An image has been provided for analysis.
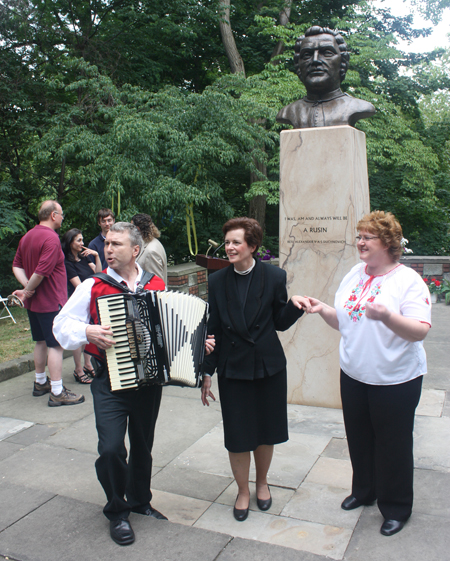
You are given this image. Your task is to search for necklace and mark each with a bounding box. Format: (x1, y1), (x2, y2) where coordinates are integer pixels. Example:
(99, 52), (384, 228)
(234, 259), (256, 276)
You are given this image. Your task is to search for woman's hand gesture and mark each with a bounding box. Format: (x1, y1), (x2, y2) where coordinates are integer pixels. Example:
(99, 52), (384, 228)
(201, 375), (216, 406)
(291, 295), (311, 313)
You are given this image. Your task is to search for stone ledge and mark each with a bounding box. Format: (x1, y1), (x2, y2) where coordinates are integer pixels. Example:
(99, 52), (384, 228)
(0, 350), (72, 383)
(400, 256), (450, 265)
(168, 262), (205, 276)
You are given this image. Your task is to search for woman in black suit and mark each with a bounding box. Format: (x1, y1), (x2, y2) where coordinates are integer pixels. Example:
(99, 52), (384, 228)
(201, 217), (309, 521)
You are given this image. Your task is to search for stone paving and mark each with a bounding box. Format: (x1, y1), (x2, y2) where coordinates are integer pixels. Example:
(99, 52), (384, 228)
(0, 305), (449, 561)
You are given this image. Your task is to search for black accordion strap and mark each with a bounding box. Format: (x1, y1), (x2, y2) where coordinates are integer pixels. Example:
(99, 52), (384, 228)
(92, 271), (155, 293)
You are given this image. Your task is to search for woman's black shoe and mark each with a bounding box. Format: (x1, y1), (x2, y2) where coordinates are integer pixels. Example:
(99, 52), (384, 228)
(256, 487), (272, 511)
(341, 495), (376, 510)
(380, 519), (405, 536)
(233, 495), (249, 521)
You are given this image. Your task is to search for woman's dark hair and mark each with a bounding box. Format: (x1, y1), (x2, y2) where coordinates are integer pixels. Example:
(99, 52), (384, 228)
(222, 217), (263, 256)
(61, 228), (82, 262)
(131, 213), (160, 243)
(357, 210), (403, 261)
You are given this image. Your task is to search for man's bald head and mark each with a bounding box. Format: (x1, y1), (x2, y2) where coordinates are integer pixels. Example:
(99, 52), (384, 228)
(38, 200), (59, 222)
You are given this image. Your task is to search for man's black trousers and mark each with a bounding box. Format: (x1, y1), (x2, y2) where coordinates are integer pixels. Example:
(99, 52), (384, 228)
(91, 372), (162, 520)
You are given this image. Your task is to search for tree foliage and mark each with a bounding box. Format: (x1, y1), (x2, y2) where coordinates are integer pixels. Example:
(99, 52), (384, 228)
(1, 0), (450, 297)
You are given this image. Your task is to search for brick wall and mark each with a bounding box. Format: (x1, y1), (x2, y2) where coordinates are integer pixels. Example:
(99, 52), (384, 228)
(400, 256), (450, 281)
(167, 263), (208, 300)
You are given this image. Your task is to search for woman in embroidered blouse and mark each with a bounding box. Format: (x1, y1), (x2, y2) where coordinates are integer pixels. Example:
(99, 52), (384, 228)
(307, 211), (431, 537)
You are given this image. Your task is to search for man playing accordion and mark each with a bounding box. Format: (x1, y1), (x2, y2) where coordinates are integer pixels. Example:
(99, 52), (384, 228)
(53, 222), (167, 546)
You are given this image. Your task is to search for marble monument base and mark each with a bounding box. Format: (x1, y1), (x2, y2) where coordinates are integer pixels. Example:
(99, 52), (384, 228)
(279, 126), (370, 408)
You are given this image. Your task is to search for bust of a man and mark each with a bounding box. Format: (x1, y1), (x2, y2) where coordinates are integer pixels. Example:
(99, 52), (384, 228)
(276, 26), (375, 129)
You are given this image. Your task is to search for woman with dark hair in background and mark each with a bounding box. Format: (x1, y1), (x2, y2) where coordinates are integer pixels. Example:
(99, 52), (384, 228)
(201, 217), (309, 521)
(61, 228), (102, 384)
(131, 214), (167, 285)
(306, 211), (431, 536)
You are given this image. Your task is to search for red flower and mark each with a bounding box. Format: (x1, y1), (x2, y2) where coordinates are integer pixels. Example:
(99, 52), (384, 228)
(435, 280), (441, 287)
(423, 278), (428, 283)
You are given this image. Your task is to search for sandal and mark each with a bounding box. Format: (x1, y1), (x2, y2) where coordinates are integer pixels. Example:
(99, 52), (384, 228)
(83, 366), (95, 379)
(73, 370), (93, 384)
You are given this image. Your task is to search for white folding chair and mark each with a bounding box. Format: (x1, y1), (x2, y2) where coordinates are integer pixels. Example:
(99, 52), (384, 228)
(0, 294), (17, 323)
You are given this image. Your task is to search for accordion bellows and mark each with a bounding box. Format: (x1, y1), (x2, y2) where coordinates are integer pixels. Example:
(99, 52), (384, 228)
(96, 290), (209, 391)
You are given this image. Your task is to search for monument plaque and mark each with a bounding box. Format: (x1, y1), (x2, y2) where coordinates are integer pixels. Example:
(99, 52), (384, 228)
(279, 126), (370, 408)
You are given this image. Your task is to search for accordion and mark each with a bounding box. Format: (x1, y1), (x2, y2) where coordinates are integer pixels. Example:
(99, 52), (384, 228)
(96, 290), (209, 391)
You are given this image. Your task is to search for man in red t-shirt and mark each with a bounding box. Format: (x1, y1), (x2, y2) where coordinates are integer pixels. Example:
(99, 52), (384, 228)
(53, 222), (167, 546)
(12, 200), (84, 406)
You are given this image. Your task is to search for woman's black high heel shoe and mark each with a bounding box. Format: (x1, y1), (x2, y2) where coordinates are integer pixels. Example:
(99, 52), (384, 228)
(233, 495), (249, 521)
(256, 486), (272, 511)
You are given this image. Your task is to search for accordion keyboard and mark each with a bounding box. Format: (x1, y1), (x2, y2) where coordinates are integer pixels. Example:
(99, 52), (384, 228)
(97, 295), (143, 391)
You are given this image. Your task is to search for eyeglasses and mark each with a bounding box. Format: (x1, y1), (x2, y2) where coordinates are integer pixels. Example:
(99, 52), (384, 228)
(356, 235), (378, 242)
(53, 211), (65, 219)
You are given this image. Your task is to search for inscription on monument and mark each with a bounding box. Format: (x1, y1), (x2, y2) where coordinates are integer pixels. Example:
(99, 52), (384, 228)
(285, 215), (348, 245)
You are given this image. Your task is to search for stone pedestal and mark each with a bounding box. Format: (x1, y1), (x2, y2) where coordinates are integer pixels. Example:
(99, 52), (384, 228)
(279, 126), (370, 408)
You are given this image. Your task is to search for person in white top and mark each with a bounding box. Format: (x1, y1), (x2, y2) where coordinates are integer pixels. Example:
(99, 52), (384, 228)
(304, 211), (431, 537)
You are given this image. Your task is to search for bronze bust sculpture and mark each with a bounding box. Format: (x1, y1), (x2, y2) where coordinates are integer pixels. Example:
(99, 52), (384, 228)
(276, 26), (375, 129)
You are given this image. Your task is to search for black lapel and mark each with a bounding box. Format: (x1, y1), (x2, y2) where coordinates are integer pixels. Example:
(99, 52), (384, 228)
(225, 266), (254, 344)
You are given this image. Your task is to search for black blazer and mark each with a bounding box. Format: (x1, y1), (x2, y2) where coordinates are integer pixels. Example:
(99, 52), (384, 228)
(203, 259), (303, 379)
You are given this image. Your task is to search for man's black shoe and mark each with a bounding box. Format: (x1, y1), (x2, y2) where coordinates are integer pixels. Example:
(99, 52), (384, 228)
(133, 506), (168, 520)
(110, 518), (135, 545)
(380, 519), (405, 536)
(341, 495), (376, 511)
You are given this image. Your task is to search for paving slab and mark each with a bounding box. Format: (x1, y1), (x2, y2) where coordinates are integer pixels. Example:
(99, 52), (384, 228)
(45, 412), (98, 454)
(321, 437), (349, 460)
(153, 390), (223, 467)
(172, 423), (232, 477)
(194, 503), (353, 560)
(413, 468), (450, 517)
(0, 494), (233, 561)
(0, 441), (104, 507)
(416, 388), (445, 417)
(281, 481), (362, 529)
(287, 405), (345, 438)
(443, 392), (450, 417)
(0, 440), (23, 462)
(304, 457), (353, 490)
(423, 305), (450, 391)
(0, 481), (55, 531)
(257, 433), (332, 489)
(152, 463), (233, 502)
(217, 537), (329, 561)
(3, 422), (60, 446)
(150, 488), (212, 525)
(0, 416), (33, 441)
(414, 415), (450, 472)
(344, 508), (450, 561)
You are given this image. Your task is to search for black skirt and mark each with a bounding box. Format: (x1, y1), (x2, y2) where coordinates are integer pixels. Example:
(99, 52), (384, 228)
(217, 369), (288, 453)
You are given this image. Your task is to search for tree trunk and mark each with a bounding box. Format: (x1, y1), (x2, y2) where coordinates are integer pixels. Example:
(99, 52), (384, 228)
(219, 0), (246, 76)
(270, 1), (292, 62)
(249, 159), (267, 232)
